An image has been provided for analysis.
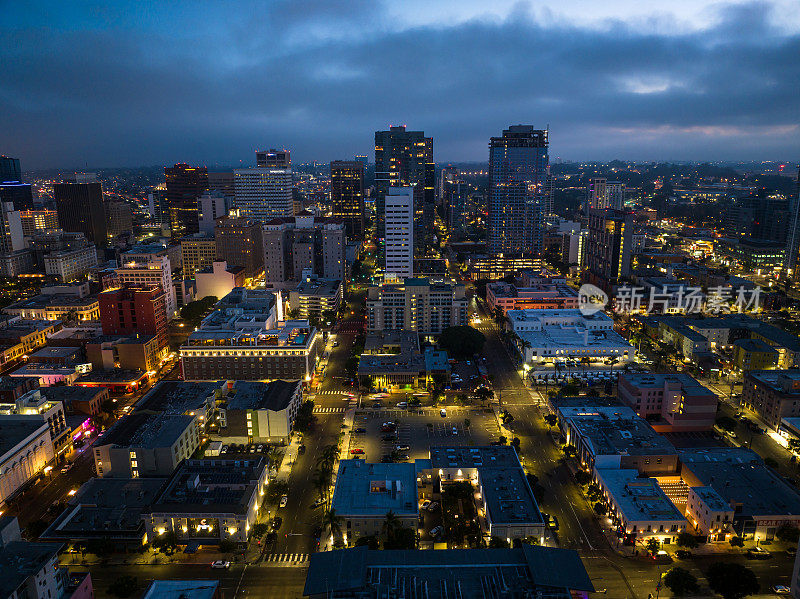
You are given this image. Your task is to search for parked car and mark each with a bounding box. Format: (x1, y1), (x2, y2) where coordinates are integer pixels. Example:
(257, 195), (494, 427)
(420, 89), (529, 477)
(279, 495), (288, 508)
(747, 547), (770, 559)
(771, 585), (790, 594)
(382, 434), (396, 441)
(211, 560), (230, 569)
(440, 409), (447, 418)
(272, 516), (283, 531)
(354, 428), (367, 434)
(420, 500), (431, 510)
(396, 402), (408, 409)
(429, 526), (443, 537)
(675, 550), (692, 559)
(350, 448), (365, 455)
(298, 445), (306, 455)
(372, 401), (382, 408)
(451, 427), (458, 436)
(426, 501), (439, 512)
(396, 444), (410, 451)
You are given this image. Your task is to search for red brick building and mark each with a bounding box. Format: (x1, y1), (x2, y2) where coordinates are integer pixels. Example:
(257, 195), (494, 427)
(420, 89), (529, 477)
(99, 286), (169, 357)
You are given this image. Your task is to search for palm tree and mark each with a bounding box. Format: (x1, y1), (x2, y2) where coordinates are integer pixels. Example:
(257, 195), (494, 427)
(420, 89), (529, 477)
(313, 469), (330, 501)
(322, 508), (343, 545)
(266, 447), (282, 469)
(316, 444), (338, 472)
(382, 510), (399, 546)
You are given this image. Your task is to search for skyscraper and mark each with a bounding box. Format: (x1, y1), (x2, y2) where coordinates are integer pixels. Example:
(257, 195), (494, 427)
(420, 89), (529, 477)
(164, 163), (209, 238)
(54, 181), (108, 247)
(384, 187), (414, 278)
(330, 160), (365, 240)
(487, 125), (552, 256)
(256, 149), (290, 168)
(214, 215), (264, 278)
(783, 167), (800, 279)
(0, 156), (21, 183)
(583, 208), (633, 294)
(374, 126), (434, 251)
(586, 177), (608, 211)
(0, 156), (33, 211)
(233, 167), (293, 221)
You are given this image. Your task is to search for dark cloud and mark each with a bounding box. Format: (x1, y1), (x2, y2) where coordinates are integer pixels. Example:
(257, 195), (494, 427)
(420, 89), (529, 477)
(1, 1), (798, 168)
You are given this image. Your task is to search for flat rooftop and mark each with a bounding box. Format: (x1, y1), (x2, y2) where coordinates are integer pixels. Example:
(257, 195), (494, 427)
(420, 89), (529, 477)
(29, 346), (82, 359)
(429, 445), (522, 470)
(595, 468), (685, 524)
(295, 278), (341, 297)
(0, 541), (62, 598)
(0, 418), (49, 457)
(303, 546), (594, 597)
(227, 380), (301, 411)
(76, 369), (147, 383)
(691, 486), (731, 512)
(363, 330), (420, 355)
(5, 294), (98, 309)
(96, 412), (195, 449)
(136, 380), (224, 414)
(41, 477), (166, 541)
(149, 458), (266, 515)
(142, 581), (221, 599)
(679, 448), (800, 518)
(620, 373), (716, 396)
(332, 460), (419, 518)
(560, 405), (676, 457)
(746, 370), (800, 396)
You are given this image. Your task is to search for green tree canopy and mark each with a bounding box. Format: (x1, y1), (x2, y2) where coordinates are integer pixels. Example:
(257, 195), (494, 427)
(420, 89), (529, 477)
(663, 567), (699, 596)
(438, 326), (486, 358)
(706, 562), (759, 599)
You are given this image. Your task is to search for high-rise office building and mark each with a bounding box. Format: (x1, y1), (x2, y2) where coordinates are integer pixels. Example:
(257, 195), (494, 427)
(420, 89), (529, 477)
(197, 190), (231, 235)
(330, 160), (365, 240)
(583, 208), (633, 294)
(54, 181), (108, 247)
(0, 156), (21, 183)
(19, 209), (59, 236)
(256, 149), (290, 168)
(438, 165), (459, 204)
(0, 201), (24, 255)
(208, 171), (235, 196)
(384, 187), (414, 278)
(606, 181), (626, 210)
(374, 126), (434, 250)
(487, 126), (552, 256)
(104, 200), (133, 238)
(214, 215), (264, 278)
(116, 248), (177, 317)
(586, 178), (607, 212)
(262, 214), (345, 287)
(234, 167), (293, 221)
(164, 163), (209, 238)
(180, 233), (217, 276)
(783, 167), (800, 279)
(354, 155), (368, 166)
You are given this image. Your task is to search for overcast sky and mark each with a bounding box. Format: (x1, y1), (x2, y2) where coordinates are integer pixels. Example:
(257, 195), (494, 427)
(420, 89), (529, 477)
(2, 0), (799, 169)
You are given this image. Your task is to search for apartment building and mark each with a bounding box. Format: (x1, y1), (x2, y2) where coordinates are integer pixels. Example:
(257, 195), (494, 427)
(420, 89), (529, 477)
(366, 278), (467, 334)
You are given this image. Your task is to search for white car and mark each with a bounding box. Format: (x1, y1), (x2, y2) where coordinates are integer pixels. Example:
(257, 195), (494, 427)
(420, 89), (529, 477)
(211, 560), (230, 569)
(279, 494), (288, 508)
(420, 499), (431, 510)
(771, 585), (790, 595)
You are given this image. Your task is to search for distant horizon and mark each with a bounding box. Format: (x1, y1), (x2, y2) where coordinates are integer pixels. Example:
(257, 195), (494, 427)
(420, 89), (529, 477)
(3, 1), (798, 169)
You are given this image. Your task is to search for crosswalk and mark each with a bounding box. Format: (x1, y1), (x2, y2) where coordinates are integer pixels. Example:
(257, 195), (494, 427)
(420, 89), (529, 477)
(315, 390), (352, 396)
(264, 552), (309, 564)
(313, 406), (347, 413)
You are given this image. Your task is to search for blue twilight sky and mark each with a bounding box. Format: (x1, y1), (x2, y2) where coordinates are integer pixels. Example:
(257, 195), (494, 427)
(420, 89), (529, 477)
(1, 0), (798, 169)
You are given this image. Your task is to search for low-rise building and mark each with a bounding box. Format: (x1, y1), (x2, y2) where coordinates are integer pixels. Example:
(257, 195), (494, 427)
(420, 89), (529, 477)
(686, 486), (735, 542)
(0, 419), (54, 507)
(143, 458), (267, 546)
(93, 412), (199, 478)
(303, 546), (594, 599)
(0, 319), (62, 371)
(593, 468), (687, 546)
(507, 309), (633, 363)
(427, 446), (545, 541)
(617, 373), (718, 432)
(86, 334), (165, 372)
(0, 389), (70, 456)
(357, 346), (449, 391)
(40, 477), (167, 549)
(27, 346), (83, 366)
(180, 233), (217, 276)
(75, 368), (150, 393)
(3, 293), (100, 321)
(742, 370), (800, 430)
(40, 385), (106, 416)
(142, 580), (222, 599)
(486, 281), (579, 314)
(679, 447), (800, 539)
(219, 379), (302, 444)
(7, 364), (81, 387)
(43, 245), (98, 282)
(733, 338), (779, 371)
(332, 460), (420, 539)
(135, 380), (223, 425)
(557, 404), (678, 475)
(0, 516), (68, 599)
(288, 276), (342, 319)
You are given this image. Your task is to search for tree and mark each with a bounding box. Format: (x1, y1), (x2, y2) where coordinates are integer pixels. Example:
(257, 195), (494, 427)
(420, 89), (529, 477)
(438, 326), (486, 358)
(543, 414), (558, 428)
(729, 536), (744, 548)
(706, 562), (759, 599)
(293, 400), (316, 433)
(179, 296), (218, 325)
(152, 530), (180, 554)
(251, 523), (269, 539)
(563, 445), (577, 458)
(663, 567), (699, 596)
(354, 535), (379, 549)
(593, 502), (608, 516)
(646, 537), (661, 555)
(218, 539), (237, 554)
(776, 522), (800, 543)
(287, 308), (301, 319)
(764, 457), (779, 469)
(676, 532), (700, 549)
(511, 437), (521, 451)
(108, 575), (138, 598)
(716, 416), (737, 433)
(267, 480), (289, 502)
(322, 508), (343, 544)
(574, 470), (592, 486)
(488, 536), (509, 548)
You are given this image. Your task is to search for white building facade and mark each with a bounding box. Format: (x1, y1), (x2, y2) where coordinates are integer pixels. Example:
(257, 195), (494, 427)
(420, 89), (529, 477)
(233, 167), (293, 221)
(384, 187), (414, 278)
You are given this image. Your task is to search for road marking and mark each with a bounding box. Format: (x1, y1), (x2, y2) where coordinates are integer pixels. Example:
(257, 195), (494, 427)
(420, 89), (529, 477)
(233, 564), (248, 595)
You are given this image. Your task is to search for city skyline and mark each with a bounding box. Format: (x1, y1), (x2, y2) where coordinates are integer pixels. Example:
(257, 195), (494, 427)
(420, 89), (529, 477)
(2, 0), (798, 169)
